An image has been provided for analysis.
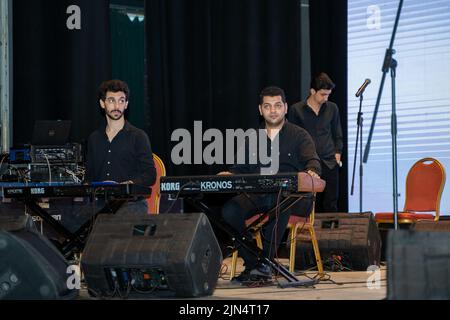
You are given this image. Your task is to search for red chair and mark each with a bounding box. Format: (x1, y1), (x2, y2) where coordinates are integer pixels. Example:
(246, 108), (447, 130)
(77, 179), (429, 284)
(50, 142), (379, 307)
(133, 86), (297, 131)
(147, 154), (166, 214)
(375, 158), (446, 225)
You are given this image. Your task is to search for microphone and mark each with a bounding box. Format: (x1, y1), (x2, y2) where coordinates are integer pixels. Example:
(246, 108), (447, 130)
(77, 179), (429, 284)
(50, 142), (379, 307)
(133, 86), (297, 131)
(355, 79), (371, 98)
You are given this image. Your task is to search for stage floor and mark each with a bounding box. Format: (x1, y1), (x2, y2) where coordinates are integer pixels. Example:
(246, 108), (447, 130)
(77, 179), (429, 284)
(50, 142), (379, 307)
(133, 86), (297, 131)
(210, 258), (386, 300)
(79, 258), (387, 300)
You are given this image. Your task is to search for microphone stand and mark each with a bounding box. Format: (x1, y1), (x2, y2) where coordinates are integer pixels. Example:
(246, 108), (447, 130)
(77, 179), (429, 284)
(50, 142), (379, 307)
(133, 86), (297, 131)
(363, 0), (403, 230)
(350, 93), (364, 214)
(390, 58), (399, 230)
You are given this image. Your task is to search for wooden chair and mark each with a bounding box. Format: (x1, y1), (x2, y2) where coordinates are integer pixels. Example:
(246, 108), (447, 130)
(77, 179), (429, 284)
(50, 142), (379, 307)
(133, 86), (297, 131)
(147, 153), (166, 214)
(375, 157), (446, 225)
(286, 200), (325, 278)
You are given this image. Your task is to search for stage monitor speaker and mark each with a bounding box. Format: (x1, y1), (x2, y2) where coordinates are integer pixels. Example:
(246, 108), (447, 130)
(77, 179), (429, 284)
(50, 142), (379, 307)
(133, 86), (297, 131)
(0, 214), (78, 300)
(294, 212), (381, 271)
(387, 230), (450, 299)
(81, 212), (222, 298)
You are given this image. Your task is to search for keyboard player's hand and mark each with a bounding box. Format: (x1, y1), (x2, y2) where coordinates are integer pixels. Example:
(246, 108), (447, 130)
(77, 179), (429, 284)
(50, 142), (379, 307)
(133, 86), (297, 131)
(120, 180), (134, 184)
(217, 171), (233, 176)
(306, 170), (320, 179)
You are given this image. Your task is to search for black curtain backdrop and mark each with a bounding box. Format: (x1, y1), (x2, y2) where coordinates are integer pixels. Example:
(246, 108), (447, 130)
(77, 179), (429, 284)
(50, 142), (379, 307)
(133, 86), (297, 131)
(13, 0), (111, 147)
(110, 10), (146, 130)
(145, 0), (304, 176)
(145, 0), (348, 210)
(310, 0), (348, 211)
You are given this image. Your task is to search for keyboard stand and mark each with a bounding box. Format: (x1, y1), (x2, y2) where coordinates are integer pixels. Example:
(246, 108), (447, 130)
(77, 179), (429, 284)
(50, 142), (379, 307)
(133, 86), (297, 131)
(20, 197), (127, 259)
(185, 194), (318, 288)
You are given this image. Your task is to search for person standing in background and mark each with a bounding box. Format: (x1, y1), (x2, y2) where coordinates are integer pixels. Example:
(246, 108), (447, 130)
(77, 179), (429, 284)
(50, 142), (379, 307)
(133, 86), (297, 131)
(289, 72), (343, 212)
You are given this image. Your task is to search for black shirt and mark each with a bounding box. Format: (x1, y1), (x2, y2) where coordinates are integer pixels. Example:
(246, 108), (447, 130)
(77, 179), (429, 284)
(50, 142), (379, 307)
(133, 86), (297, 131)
(229, 120), (321, 175)
(85, 121), (156, 186)
(288, 101), (343, 169)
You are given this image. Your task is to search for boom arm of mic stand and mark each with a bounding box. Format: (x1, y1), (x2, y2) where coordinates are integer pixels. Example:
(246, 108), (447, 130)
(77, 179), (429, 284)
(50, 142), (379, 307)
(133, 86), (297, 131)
(363, 0), (404, 163)
(363, 69), (387, 163)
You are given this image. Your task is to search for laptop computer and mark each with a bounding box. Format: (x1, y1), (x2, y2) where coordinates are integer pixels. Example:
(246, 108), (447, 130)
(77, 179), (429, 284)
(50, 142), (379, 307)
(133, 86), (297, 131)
(31, 120), (72, 146)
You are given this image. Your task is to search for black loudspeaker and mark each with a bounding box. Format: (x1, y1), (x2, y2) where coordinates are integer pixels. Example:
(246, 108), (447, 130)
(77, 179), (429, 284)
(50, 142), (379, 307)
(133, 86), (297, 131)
(295, 212), (381, 271)
(81, 212), (222, 298)
(0, 215), (78, 300)
(387, 230), (450, 299)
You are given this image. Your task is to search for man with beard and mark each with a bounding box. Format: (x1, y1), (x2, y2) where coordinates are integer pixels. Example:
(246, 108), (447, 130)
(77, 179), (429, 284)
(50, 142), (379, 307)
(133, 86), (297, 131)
(219, 86), (321, 284)
(85, 79), (156, 214)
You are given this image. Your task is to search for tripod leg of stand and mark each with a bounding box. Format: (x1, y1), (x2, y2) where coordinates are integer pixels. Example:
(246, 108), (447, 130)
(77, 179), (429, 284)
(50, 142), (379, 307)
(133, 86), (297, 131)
(264, 257), (318, 288)
(24, 200), (82, 258)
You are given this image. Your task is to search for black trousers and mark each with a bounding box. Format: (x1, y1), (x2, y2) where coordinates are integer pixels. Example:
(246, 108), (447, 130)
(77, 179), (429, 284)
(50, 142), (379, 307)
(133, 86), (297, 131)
(222, 193), (312, 270)
(316, 162), (339, 212)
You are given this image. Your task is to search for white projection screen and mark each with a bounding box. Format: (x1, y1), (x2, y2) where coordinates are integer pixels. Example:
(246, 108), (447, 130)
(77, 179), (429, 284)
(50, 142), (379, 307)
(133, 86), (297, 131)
(348, 0), (450, 215)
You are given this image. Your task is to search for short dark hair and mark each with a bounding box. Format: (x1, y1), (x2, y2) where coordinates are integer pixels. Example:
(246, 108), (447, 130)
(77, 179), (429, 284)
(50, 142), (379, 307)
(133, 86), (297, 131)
(259, 86), (286, 105)
(310, 72), (335, 91)
(97, 79), (130, 101)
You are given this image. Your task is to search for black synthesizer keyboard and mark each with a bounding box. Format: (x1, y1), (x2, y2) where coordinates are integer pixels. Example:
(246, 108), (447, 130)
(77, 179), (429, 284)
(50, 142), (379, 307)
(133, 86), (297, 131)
(3, 183), (151, 199)
(160, 172), (325, 195)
